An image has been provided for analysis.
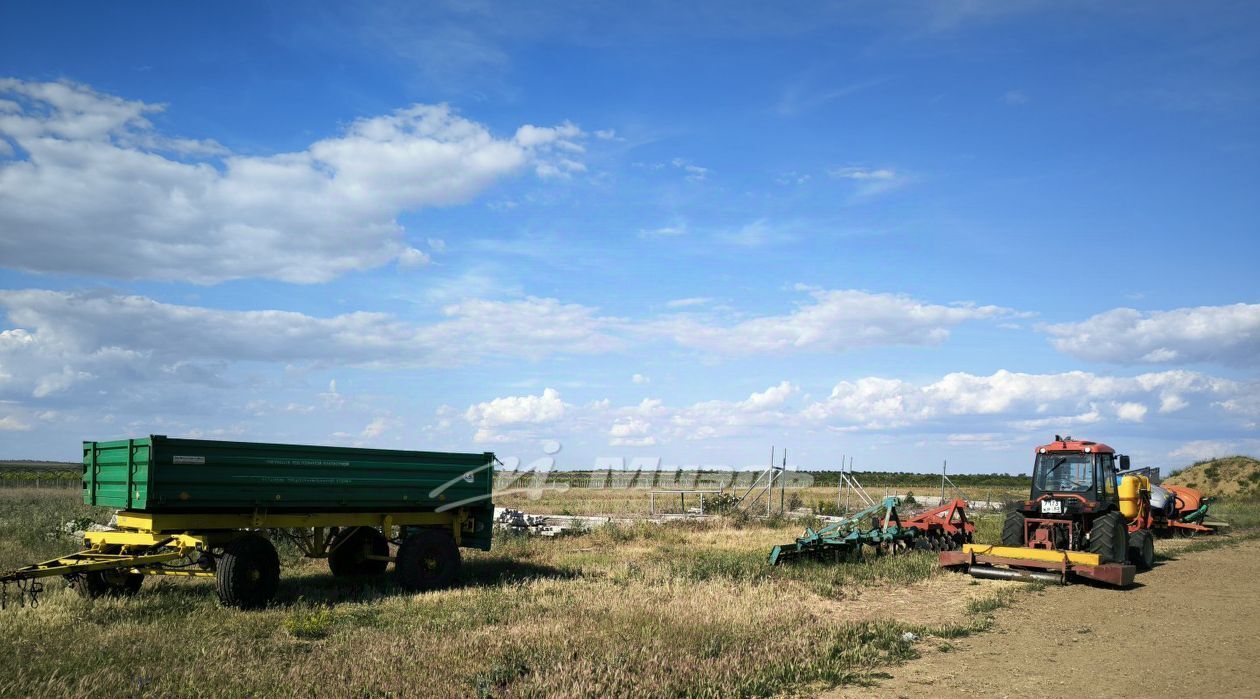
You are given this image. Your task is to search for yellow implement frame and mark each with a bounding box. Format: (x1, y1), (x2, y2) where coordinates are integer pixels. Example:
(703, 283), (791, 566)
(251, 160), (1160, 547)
(2, 509), (469, 585)
(961, 543), (1102, 566)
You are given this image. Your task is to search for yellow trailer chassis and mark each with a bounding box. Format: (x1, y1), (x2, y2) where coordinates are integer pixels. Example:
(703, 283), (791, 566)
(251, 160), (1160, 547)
(1, 509), (474, 609)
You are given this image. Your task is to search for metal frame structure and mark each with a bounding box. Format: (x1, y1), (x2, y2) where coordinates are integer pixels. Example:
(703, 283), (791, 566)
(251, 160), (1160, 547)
(648, 488), (724, 516)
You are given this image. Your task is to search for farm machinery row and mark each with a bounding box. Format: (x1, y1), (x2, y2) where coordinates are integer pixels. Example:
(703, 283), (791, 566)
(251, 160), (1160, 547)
(769, 496), (974, 565)
(940, 436), (1225, 587)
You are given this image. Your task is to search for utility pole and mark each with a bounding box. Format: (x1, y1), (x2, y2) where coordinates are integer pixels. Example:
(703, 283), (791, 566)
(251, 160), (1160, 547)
(941, 460), (947, 503)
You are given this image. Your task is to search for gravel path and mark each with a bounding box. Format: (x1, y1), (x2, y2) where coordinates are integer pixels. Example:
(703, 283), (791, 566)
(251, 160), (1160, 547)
(827, 537), (1260, 698)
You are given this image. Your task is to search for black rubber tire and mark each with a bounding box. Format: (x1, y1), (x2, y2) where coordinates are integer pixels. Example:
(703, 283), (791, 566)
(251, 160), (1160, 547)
(216, 534), (280, 609)
(1087, 512), (1129, 564)
(394, 529), (461, 592)
(328, 527), (390, 578)
(1001, 511), (1026, 547)
(76, 569), (144, 598)
(1128, 529), (1156, 571)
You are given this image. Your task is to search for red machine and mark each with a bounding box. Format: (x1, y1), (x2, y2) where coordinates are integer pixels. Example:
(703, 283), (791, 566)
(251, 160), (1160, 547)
(903, 498), (975, 551)
(941, 436), (1143, 586)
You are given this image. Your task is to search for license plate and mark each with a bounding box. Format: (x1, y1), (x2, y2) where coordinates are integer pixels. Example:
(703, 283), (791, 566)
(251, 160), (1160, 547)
(1040, 499), (1063, 514)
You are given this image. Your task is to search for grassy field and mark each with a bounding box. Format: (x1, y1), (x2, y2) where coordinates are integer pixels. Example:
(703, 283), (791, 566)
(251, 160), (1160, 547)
(496, 482), (1027, 517)
(1, 487), (1254, 698)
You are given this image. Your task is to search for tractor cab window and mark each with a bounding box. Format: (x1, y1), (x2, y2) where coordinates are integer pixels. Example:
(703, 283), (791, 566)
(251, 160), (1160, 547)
(1033, 453), (1095, 494)
(1098, 454), (1116, 500)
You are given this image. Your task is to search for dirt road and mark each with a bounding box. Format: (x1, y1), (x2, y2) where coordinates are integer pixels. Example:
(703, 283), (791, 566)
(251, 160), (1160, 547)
(829, 538), (1260, 698)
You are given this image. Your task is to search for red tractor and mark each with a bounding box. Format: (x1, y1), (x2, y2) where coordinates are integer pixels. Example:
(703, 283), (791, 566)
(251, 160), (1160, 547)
(941, 436), (1155, 586)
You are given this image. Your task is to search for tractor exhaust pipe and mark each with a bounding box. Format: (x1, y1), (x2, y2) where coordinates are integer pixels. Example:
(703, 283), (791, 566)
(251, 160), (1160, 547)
(968, 565), (1064, 585)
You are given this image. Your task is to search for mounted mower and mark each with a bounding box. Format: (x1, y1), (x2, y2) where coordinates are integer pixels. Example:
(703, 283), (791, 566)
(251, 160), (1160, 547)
(770, 496), (973, 565)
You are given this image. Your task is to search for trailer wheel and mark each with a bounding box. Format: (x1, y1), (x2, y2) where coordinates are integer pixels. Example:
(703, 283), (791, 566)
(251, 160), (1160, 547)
(328, 527), (390, 578)
(216, 534), (280, 609)
(76, 569), (144, 598)
(394, 529), (460, 592)
(1087, 512), (1128, 564)
(1128, 529), (1155, 571)
(1001, 511), (1026, 547)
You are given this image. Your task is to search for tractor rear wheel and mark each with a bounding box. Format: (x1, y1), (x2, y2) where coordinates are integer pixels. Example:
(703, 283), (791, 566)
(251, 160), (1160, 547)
(1087, 512), (1128, 564)
(328, 527), (390, 578)
(1001, 511), (1026, 547)
(1128, 529), (1156, 571)
(394, 529), (460, 592)
(216, 534), (280, 609)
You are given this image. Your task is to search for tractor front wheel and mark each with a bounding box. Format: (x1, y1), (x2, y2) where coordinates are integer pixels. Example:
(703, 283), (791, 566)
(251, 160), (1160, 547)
(1087, 512), (1129, 564)
(1001, 511), (1026, 547)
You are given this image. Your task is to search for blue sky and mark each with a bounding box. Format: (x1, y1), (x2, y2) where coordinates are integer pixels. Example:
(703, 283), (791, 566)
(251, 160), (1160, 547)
(1, 1), (1257, 472)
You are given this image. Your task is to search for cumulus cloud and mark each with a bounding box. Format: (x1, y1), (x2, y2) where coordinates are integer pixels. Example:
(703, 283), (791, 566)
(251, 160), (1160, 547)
(802, 369), (1243, 431)
(0, 289), (621, 400)
(0, 78), (586, 284)
(608, 417), (655, 447)
(465, 388), (566, 443)
(650, 288), (1010, 354)
(1044, 303), (1260, 367)
(432, 365), (1258, 456)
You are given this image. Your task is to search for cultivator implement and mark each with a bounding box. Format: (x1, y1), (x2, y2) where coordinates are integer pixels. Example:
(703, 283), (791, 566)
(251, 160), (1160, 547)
(769, 497), (973, 566)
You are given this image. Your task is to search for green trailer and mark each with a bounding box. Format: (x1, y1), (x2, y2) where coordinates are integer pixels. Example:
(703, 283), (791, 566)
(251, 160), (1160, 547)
(1, 436), (496, 609)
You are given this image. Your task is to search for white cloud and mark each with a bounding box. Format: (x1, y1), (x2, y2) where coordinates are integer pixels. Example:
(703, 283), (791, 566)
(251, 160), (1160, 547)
(651, 288), (1009, 355)
(803, 369), (1245, 432)
(829, 166), (897, 181)
(1002, 89), (1029, 105)
(465, 388), (566, 443)
(0, 78), (587, 284)
(1044, 303), (1260, 367)
(1114, 401), (1148, 423)
(632, 373), (650, 384)
(0, 413), (32, 431)
(0, 289), (621, 401)
(665, 297), (712, 308)
(639, 222), (689, 238)
(827, 165), (909, 200)
(359, 415), (399, 440)
(669, 157), (709, 181)
(397, 247), (432, 268)
(1169, 440), (1236, 462)
(714, 218), (792, 247)
(608, 417), (655, 446)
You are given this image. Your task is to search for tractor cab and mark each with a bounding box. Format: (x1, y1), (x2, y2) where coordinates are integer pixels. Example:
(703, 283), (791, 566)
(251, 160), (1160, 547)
(1027, 436), (1129, 515)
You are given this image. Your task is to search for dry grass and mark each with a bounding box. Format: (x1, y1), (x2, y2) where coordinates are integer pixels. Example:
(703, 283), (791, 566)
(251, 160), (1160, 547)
(498, 483), (1027, 518)
(1165, 456), (1260, 498)
(0, 489), (1100, 697)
